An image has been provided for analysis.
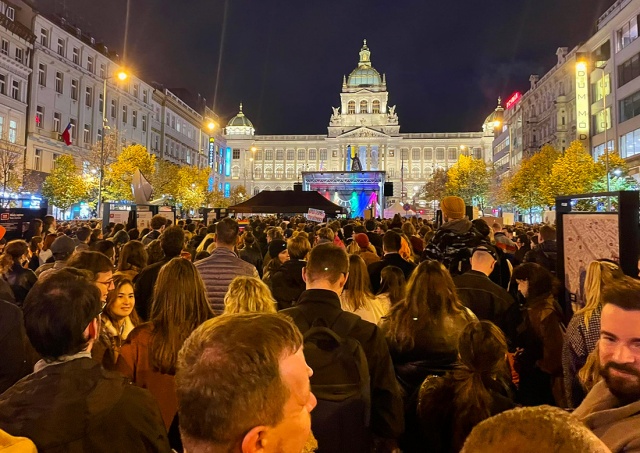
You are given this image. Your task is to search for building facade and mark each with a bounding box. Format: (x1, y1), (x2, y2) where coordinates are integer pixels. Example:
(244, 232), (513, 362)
(494, 0), (640, 181)
(223, 41), (495, 208)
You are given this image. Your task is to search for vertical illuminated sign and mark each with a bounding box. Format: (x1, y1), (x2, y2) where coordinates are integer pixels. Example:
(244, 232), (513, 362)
(224, 182), (230, 197)
(225, 147), (231, 177)
(576, 62), (590, 144)
(219, 147), (224, 175)
(208, 137), (215, 169)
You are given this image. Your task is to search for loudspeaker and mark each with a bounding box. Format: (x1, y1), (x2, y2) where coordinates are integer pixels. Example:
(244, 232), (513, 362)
(383, 182), (394, 196)
(466, 206), (474, 220)
(293, 183), (302, 192)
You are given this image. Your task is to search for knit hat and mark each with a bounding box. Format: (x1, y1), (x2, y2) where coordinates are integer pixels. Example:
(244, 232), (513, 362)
(440, 196), (466, 220)
(354, 233), (370, 249)
(268, 239), (287, 258)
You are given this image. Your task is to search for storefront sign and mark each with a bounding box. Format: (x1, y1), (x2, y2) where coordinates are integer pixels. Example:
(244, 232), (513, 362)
(505, 92), (521, 109)
(576, 62), (590, 142)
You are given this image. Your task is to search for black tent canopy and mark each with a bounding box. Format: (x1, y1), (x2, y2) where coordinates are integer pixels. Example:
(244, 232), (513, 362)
(228, 190), (345, 214)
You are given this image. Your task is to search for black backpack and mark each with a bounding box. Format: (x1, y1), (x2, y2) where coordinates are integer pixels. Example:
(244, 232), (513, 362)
(290, 309), (372, 453)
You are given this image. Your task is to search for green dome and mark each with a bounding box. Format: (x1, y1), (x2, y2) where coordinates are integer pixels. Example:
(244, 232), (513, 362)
(348, 67), (382, 87)
(227, 103), (254, 128)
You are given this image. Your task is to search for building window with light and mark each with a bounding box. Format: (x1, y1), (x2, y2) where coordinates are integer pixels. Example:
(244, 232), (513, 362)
(424, 148), (433, 160)
(254, 166), (262, 179)
(122, 105), (128, 124)
(34, 149), (41, 171)
(348, 101), (355, 114)
(319, 149), (327, 161)
(132, 110), (138, 128)
(411, 167), (420, 179)
(276, 149), (284, 160)
(265, 150), (273, 160)
(232, 149), (240, 160)
(448, 148), (457, 160)
(592, 108), (610, 134)
(256, 150), (263, 160)
(436, 148), (444, 160)
(286, 166), (294, 179)
(275, 167), (284, 178)
(286, 149), (294, 161)
(298, 149), (305, 160)
(372, 100), (380, 114)
(360, 100), (368, 113)
(83, 124), (90, 143)
(309, 149), (317, 160)
(36, 106), (44, 128)
(617, 16), (638, 52)
(412, 148), (420, 161)
(264, 167), (273, 179)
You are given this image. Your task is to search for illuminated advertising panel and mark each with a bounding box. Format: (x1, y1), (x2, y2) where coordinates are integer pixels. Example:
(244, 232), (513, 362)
(225, 147), (231, 177)
(208, 137), (215, 169)
(576, 62), (589, 143)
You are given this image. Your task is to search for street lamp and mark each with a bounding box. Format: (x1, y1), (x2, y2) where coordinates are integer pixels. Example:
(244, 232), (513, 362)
(98, 69), (128, 218)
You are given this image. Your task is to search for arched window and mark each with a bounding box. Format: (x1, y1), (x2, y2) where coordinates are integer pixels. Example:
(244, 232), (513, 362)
(286, 149), (294, 161)
(411, 167), (421, 179)
(253, 187), (260, 195)
(265, 150), (273, 160)
(264, 167), (273, 179)
(309, 149), (317, 160)
(275, 186), (282, 191)
(360, 100), (368, 113)
(348, 101), (356, 114)
(253, 166), (262, 179)
(276, 150), (284, 160)
(286, 166), (294, 179)
(275, 167), (284, 179)
(298, 149), (305, 160)
(231, 166), (240, 179)
(412, 148), (421, 161)
(256, 150), (263, 161)
(372, 100), (380, 114)
(319, 149), (327, 161)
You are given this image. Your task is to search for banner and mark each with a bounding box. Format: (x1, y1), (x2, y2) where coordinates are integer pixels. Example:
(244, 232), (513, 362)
(306, 208), (325, 223)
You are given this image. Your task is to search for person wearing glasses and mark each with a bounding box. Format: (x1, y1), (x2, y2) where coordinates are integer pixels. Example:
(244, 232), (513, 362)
(0, 268), (170, 452)
(66, 251), (115, 302)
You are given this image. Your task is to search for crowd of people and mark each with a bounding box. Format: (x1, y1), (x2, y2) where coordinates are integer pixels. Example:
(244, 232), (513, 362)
(0, 194), (637, 452)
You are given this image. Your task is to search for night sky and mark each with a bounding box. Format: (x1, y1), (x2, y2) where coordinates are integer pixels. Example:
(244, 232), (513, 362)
(39, 0), (615, 134)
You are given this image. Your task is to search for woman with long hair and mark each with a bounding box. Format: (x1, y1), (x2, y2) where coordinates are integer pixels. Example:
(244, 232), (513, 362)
(562, 259), (624, 408)
(238, 232), (263, 278)
(115, 240), (148, 281)
(1, 240), (36, 306)
(380, 260), (476, 396)
(116, 258), (213, 450)
(23, 219), (42, 243)
(223, 276), (277, 314)
(417, 321), (515, 453)
(511, 262), (565, 407)
(262, 239), (289, 285)
(341, 254), (385, 324)
(92, 276), (140, 369)
(376, 265), (406, 313)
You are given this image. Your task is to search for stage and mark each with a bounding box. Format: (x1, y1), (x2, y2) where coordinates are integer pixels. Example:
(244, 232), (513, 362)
(301, 171), (386, 218)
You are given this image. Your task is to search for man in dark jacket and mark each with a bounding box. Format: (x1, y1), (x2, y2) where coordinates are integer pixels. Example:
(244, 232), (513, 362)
(368, 230), (416, 293)
(422, 196), (486, 275)
(365, 219), (383, 251)
(453, 245), (514, 332)
(134, 226), (185, 320)
(0, 268), (170, 452)
(524, 225), (558, 275)
(270, 234), (311, 310)
(282, 244), (404, 452)
(141, 214), (167, 245)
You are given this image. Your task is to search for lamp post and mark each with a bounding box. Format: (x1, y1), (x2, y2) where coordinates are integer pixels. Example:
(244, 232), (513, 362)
(98, 70), (127, 218)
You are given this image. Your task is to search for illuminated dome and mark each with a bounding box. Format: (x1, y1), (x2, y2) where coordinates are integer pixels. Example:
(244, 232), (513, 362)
(227, 103), (254, 128)
(347, 40), (383, 87)
(226, 103), (255, 136)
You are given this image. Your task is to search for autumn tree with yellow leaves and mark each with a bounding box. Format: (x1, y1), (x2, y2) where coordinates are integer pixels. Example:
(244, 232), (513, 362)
(445, 154), (491, 207)
(42, 155), (90, 217)
(103, 145), (156, 202)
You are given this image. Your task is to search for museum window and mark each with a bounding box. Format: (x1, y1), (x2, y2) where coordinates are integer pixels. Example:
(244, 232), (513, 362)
(425, 148), (433, 160)
(265, 150), (273, 160)
(232, 166), (240, 179)
(400, 149), (408, 160)
(265, 167), (273, 179)
(320, 149), (327, 161)
(286, 149), (294, 160)
(448, 148), (457, 160)
(232, 149), (240, 160)
(436, 148), (445, 160)
(256, 150), (263, 160)
(286, 166), (294, 179)
(309, 149), (317, 160)
(372, 100), (380, 114)
(298, 149), (305, 160)
(276, 149), (284, 160)
(412, 148), (420, 161)
(360, 100), (368, 113)
(411, 167), (421, 179)
(275, 167), (284, 179)
(348, 101), (355, 114)
(254, 166), (262, 179)
(474, 148), (482, 159)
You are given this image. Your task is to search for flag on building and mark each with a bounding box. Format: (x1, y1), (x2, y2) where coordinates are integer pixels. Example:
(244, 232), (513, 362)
(61, 122), (72, 146)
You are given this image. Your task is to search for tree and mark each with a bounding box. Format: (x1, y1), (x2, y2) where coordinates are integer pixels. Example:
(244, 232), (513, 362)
(421, 168), (448, 203)
(445, 155), (491, 207)
(174, 166), (210, 212)
(541, 141), (600, 204)
(0, 141), (24, 201)
(207, 188), (228, 208)
(508, 144), (559, 220)
(154, 160), (180, 201)
(42, 155), (89, 218)
(228, 185), (248, 206)
(103, 144), (156, 202)
(593, 151), (638, 192)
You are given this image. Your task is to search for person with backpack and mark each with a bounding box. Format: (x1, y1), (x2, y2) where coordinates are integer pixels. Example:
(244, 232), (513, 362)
(524, 225), (558, 276)
(281, 244), (404, 453)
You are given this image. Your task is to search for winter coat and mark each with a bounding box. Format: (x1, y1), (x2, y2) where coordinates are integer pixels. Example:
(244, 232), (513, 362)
(269, 259), (306, 310)
(422, 219), (487, 275)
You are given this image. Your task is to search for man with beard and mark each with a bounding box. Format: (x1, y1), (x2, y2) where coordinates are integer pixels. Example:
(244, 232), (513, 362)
(574, 278), (640, 452)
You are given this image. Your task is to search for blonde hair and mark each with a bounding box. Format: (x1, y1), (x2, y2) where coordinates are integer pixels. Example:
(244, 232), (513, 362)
(197, 233), (216, 253)
(342, 254), (374, 311)
(223, 276), (277, 314)
(578, 342), (601, 394)
(577, 260), (624, 329)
